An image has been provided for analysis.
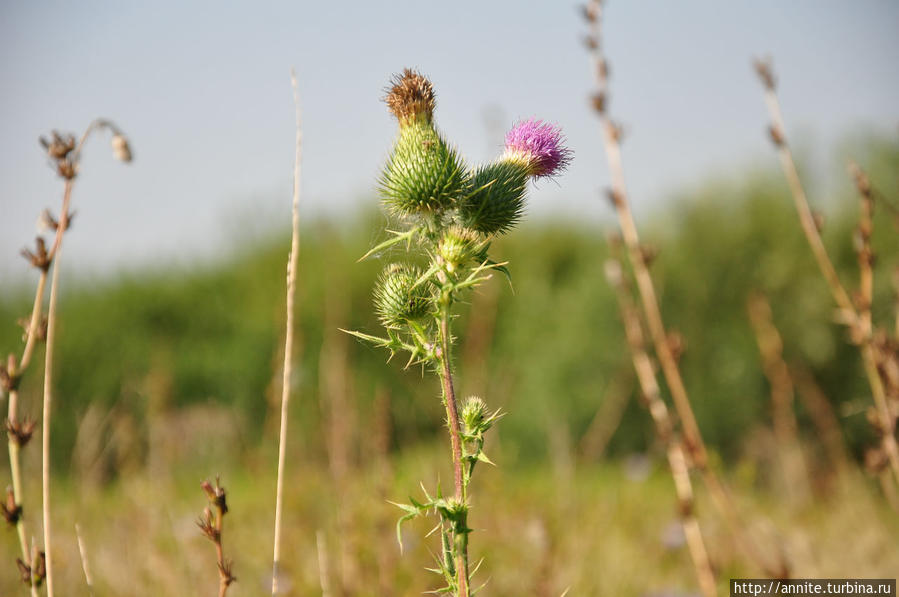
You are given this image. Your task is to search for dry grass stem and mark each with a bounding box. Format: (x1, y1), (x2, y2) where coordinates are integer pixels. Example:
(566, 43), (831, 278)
(271, 68), (303, 595)
(604, 246), (717, 597)
(75, 523), (95, 596)
(747, 292), (810, 502)
(578, 368), (633, 461)
(585, 0), (788, 578)
(40, 178), (73, 597)
(754, 61), (899, 487)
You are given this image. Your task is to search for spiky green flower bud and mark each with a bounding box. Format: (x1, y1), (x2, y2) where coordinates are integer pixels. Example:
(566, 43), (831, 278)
(379, 120), (466, 216)
(373, 263), (432, 328)
(459, 159), (530, 235)
(379, 70), (467, 216)
(461, 396), (489, 434)
(437, 226), (483, 273)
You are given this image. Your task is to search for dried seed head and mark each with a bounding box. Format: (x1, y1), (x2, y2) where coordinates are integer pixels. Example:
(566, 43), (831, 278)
(385, 69), (436, 125)
(111, 133), (133, 163)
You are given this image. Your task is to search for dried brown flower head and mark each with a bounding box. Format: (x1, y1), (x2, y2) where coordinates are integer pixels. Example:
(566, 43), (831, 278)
(385, 68), (436, 125)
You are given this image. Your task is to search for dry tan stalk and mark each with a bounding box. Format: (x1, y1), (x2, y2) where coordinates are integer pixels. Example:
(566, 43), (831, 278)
(271, 68), (303, 595)
(316, 530), (334, 597)
(754, 63), (899, 486)
(585, 0), (787, 578)
(605, 250), (717, 597)
(747, 292), (810, 501)
(74, 523), (95, 596)
(40, 179), (73, 597)
(578, 368), (632, 461)
(789, 363), (848, 475)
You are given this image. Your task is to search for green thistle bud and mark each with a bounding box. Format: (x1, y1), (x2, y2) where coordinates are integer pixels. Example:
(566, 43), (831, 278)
(437, 226), (483, 273)
(459, 159), (529, 235)
(461, 396), (489, 434)
(379, 120), (467, 215)
(373, 263), (432, 327)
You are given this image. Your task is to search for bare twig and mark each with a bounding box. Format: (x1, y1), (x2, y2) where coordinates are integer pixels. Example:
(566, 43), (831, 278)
(605, 246), (717, 597)
(272, 68), (303, 595)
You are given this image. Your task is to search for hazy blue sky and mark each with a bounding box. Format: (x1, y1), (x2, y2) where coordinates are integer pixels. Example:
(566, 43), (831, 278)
(1, 0), (897, 277)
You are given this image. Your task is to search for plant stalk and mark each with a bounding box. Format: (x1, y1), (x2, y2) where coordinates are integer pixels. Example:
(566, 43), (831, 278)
(438, 310), (469, 597)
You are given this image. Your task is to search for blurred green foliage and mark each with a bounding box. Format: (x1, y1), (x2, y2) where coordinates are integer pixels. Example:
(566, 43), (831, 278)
(1, 136), (897, 474)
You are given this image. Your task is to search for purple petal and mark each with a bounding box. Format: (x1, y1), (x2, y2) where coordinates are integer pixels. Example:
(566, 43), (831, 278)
(504, 118), (573, 178)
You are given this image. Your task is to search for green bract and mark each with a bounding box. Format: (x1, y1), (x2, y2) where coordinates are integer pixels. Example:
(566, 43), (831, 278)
(459, 159), (529, 235)
(379, 121), (467, 216)
(373, 263), (432, 327)
(438, 226), (483, 273)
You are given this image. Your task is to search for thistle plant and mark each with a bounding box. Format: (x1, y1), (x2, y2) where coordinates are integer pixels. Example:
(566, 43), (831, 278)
(347, 69), (570, 596)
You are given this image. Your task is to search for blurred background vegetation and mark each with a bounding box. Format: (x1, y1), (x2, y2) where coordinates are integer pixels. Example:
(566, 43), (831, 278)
(1, 134), (897, 594)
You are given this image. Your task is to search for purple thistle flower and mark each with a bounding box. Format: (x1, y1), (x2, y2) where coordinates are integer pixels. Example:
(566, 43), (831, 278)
(503, 118), (572, 178)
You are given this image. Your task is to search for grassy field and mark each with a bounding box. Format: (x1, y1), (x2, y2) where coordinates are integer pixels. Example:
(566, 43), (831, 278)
(2, 135), (898, 594)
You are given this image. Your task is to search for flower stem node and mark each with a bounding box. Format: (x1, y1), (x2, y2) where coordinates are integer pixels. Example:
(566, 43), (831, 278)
(374, 264), (433, 328)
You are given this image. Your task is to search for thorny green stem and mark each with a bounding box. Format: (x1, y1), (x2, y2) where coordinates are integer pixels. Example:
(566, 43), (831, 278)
(437, 307), (469, 597)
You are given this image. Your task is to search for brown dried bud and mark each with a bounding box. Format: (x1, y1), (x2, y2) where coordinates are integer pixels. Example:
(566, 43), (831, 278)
(606, 187), (624, 208)
(32, 551), (46, 586)
(639, 244), (659, 267)
(219, 560), (237, 586)
(2, 488), (22, 525)
(753, 59), (776, 90)
(18, 316), (48, 344)
(16, 559), (31, 585)
(768, 125), (784, 147)
(667, 331), (686, 362)
(597, 58), (609, 80)
(21, 237), (51, 272)
(583, 35), (598, 50)
(384, 69), (436, 125)
(201, 477), (228, 515)
(39, 131), (76, 161)
(197, 507), (219, 542)
(864, 447), (888, 474)
(7, 417), (37, 447)
(677, 496), (694, 518)
(581, 3), (598, 23)
(57, 160), (77, 180)
(591, 92), (606, 114)
(610, 121), (625, 143)
(811, 211), (825, 233)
